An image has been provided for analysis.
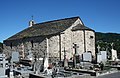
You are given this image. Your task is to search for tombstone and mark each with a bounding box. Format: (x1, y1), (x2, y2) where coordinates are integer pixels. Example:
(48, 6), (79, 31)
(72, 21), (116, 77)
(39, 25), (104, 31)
(64, 59), (68, 67)
(111, 49), (117, 61)
(0, 68), (6, 77)
(97, 53), (102, 63)
(11, 52), (19, 62)
(97, 51), (107, 63)
(10, 71), (14, 78)
(27, 50), (33, 60)
(101, 51), (107, 61)
(43, 57), (49, 73)
(82, 52), (92, 62)
(3, 57), (6, 68)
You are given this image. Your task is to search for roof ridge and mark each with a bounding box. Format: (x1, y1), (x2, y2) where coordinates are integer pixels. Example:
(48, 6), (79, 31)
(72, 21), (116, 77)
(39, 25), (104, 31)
(34, 16), (79, 25)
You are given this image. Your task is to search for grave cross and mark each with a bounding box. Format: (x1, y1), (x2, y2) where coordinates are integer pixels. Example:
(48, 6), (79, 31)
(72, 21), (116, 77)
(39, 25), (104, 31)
(73, 44), (79, 68)
(97, 45), (100, 53)
(111, 43), (114, 49)
(73, 43), (79, 55)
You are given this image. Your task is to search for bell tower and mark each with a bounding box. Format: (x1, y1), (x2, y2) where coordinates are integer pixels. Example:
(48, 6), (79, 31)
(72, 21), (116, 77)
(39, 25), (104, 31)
(29, 16), (35, 27)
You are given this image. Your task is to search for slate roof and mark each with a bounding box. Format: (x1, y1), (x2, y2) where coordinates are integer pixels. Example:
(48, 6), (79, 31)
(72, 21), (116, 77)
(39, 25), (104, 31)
(5, 16), (93, 41)
(71, 24), (94, 31)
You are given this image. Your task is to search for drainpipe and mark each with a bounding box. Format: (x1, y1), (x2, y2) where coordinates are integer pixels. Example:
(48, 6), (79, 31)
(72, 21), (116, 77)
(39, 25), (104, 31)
(59, 33), (61, 61)
(83, 30), (86, 52)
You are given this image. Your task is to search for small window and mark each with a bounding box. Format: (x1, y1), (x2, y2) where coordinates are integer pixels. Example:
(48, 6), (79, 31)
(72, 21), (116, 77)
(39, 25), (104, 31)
(31, 40), (33, 47)
(90, 36), (93, 39)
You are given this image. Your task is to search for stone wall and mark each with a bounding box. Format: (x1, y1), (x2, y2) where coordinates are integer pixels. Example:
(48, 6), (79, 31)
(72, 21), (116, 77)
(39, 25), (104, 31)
(48, 35), (60, 62)
(4, 35), (60, 62)
(58, 19), (95, 59)
(72, 30), (85, 54)
(3, 36), (47, 59)
(85, 31), (95, 56)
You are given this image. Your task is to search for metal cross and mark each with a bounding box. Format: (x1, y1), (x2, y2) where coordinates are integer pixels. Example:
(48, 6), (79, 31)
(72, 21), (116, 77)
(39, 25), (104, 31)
(32, 15), (34, 20)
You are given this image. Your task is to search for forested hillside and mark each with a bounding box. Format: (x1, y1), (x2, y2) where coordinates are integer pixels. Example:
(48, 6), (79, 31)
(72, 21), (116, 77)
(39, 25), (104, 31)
(95, 32), (120, 58)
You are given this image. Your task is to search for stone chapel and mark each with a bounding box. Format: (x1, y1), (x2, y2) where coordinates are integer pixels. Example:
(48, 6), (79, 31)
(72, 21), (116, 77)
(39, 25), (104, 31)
(3, 16), (95, 61)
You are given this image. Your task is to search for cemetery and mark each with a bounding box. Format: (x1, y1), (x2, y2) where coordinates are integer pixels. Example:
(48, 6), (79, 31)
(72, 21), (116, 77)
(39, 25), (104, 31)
(1, 43), (120, 78)
(0, 17), (120, 78)
(64, 44), (120, 77)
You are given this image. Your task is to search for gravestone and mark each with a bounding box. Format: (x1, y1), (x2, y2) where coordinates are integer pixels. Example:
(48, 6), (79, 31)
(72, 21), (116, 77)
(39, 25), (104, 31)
(82, 52), (92, 62)
(97, 51), (107, 63)
(101, 51), (107, 62)
(27, 50), (33, 60)
(97, 53), (102, 63)
(0, 68), (6, 77)
(111, 49), (117, 61)
(11, 52), (19, 62)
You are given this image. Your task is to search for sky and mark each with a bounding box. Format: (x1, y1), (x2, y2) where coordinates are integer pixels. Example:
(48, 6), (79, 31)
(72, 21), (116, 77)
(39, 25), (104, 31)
(0, 0), (120, 42)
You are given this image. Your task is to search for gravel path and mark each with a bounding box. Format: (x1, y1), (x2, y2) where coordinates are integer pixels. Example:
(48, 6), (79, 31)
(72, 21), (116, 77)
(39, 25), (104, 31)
(97, 72), (120, 78)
